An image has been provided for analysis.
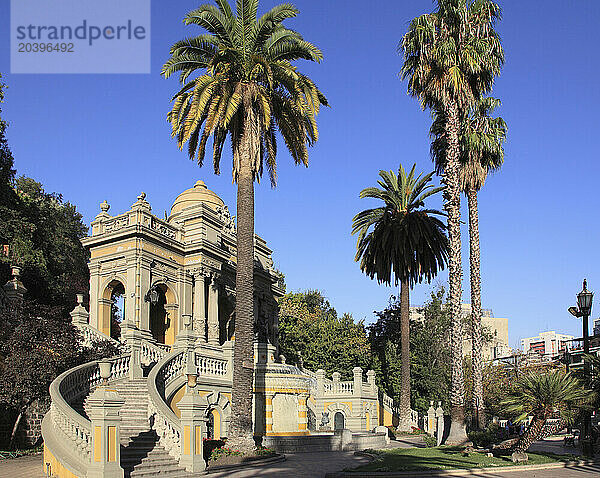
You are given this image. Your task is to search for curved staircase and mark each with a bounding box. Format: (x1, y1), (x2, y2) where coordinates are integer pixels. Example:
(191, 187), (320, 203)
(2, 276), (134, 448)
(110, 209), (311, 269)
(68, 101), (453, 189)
(82, 376), (193, 477)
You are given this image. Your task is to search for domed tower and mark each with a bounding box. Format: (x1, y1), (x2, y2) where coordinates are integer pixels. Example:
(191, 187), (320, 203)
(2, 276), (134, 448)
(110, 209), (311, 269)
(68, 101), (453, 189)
(82, 181), (284, 348)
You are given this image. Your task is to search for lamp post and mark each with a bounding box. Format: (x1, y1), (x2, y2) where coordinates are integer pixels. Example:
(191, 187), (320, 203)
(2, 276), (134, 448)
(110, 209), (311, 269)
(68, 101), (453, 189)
(568, 279), (593, 455)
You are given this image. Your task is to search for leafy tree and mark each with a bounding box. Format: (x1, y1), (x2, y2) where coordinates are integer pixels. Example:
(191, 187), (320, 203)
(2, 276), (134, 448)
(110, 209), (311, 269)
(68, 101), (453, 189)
(0, 177), (89, 310)
(352, 164), (448, 430)
(0, 74), (16, 208)
(0, 299), (120, 448)
(431, 97), (507, 429)
(370, 287), (451, 415)
(400, 0), (504, 443)
(277, 291), (371, 380)
(162, 0), (327, 449)
(500, 370), (592, 453)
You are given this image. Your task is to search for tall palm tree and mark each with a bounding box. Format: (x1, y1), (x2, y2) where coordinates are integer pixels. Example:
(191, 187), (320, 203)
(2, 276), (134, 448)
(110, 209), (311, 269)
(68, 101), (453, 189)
(352, 164), (449, 431)
(501, 370), (592, 454)
(431, 97), (507, 429)
(162, 0), (327, 450)
(400, 0), (504, 443)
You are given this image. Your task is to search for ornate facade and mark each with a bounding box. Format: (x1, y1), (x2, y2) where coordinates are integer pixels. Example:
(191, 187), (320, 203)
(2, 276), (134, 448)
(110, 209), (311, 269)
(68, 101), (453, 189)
(38, 181), (409, 478)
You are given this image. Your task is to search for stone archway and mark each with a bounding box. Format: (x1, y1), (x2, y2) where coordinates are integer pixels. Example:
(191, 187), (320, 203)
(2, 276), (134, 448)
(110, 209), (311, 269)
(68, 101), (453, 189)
(334, 411), (345, 430)
(149, 283), (179, 345)
(100, 278), (126, 338)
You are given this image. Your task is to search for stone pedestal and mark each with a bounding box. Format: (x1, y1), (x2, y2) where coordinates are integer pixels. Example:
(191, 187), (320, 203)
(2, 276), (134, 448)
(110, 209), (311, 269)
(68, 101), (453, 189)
(87, 387), (125, 478)
(426, 401), (435, 435)
(3, 266), (27, 303)
(178, 386), (208, 473)
(70, 294), (90, 326)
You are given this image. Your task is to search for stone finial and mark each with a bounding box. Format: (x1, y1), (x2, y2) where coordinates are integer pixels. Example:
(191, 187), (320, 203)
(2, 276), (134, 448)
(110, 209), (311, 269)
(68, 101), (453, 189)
(279, 354), (286, 364)
(332, 372), (341, 382)
(131, 191), (151, 211)
(100, 200), (110, 213)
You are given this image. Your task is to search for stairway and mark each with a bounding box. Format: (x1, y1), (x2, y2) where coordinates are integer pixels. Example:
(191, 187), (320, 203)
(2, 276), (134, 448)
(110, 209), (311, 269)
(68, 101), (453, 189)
(82, 378), (194, 477)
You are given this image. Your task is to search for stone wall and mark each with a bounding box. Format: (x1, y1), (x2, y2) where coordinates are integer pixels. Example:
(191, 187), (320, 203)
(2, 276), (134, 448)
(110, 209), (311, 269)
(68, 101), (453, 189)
(0, 398), (49, 448)
(262, 430), (387, 453)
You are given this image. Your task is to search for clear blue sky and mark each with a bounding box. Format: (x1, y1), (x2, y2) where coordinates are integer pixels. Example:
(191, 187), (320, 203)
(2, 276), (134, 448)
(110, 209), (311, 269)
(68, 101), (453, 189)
(1, 1), (599, 348)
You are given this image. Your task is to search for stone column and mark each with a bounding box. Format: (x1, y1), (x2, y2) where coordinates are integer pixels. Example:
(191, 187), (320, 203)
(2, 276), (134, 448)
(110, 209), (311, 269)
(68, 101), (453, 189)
(192, 273), (206, 339)
(426, 401), (436, 435)
(265, 393), (274, 435)
(353, 367), (363, 397)
(179, 383), (208, 473)
(316, 369), (325, 398)
(207, 276), (219, 345)
(366, 369), (377, 397)
(435, 402), (444, 446)
(87, 388), (125, 478)
(332, 372), (341, 394)
(298, 394), (309, 433)
(89, 262), (101, 330)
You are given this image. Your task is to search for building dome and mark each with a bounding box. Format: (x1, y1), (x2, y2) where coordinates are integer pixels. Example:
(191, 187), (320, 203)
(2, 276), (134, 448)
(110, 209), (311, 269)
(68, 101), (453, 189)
(170, 180), (224, 216)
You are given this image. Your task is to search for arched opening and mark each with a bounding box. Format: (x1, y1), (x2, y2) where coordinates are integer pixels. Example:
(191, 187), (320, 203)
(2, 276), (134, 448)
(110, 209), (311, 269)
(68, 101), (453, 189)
(209, 409), (221, 440)
(100, 279), (125, 338)
(149, 284), (168, 344)
(149, 283), (178, 346)
(334, 411), (345, 431)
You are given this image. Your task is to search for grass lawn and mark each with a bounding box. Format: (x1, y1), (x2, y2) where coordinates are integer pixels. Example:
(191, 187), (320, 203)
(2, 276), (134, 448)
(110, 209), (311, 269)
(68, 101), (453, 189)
(350, 446), (580, 472)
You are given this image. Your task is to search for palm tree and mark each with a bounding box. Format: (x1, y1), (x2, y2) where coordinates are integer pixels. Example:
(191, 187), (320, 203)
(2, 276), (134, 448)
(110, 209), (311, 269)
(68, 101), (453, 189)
(431, 97), (507, 429)
(162, 0), (327, 450)
(501, 370), (592, 454)
(352, 164), (449, 431)
(400, 0), (504, 443)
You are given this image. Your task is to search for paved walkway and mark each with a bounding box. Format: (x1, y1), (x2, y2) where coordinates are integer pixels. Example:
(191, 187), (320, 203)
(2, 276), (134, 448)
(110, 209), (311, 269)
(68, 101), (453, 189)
(0, 453), (45, 478)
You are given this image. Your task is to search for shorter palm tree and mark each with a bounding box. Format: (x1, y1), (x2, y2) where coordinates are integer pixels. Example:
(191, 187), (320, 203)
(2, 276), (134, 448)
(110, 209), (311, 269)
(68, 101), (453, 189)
(352, 164), (448, 430)
(501, 370), (592, 453)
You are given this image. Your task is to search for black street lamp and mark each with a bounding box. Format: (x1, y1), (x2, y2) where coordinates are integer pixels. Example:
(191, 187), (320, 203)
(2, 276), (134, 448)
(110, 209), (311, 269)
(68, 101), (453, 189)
(568, 279), (593, 454)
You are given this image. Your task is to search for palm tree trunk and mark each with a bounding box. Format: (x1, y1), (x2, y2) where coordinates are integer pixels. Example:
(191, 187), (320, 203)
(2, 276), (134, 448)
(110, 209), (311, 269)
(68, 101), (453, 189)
(513, 418), (546, 453)
(398, 278), (412, 431)
(445, 99), (467, 445)
(228, 89), (259, 452)
(467, 186), (485, 430)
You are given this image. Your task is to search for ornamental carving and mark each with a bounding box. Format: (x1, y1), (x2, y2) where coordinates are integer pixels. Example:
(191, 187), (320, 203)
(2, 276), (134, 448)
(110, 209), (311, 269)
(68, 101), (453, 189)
(215, 205), (236, 234)
(150, 218), (177, 240)
(104, 216), (129, 233)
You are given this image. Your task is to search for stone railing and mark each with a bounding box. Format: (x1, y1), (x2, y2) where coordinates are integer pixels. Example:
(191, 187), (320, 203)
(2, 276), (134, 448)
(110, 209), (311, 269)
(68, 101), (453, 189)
(148, 350), (183, 460)
(140, 339), (169, 364)
(76, 322), (123, 349)
(194, 353), (228, 377)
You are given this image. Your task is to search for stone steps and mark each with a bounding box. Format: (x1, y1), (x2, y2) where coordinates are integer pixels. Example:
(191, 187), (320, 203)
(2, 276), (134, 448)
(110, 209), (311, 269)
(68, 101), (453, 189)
(78, 377), (196, 477)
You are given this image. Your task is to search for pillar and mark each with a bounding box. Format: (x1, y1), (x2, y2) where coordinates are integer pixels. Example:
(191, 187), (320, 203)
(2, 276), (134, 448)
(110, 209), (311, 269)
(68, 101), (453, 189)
(87, 388), (125, 478)
(207, 276), (219, 345)
(332, 372), (341, 394)
(192, 273), (206, 339)
(353, 367), (363, 397)
(178, 384), (208, 473)
(316, 369), (325, 398)
(298, 394), (309, 433)
(89, 262), (101, 330)
(366, 370), (376, 391)
(427, 401), (436, 435)
(435, 402), (444, 446)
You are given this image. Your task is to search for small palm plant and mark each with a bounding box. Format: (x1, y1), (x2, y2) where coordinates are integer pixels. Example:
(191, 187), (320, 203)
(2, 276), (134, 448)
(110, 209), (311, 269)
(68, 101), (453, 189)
(352, 164), (448, 430)
(500, 370), (592, 453)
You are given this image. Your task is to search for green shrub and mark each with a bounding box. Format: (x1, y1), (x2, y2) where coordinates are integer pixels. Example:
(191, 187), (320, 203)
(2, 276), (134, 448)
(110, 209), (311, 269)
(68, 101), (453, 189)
(422, 434), (437, 447)
(209, 446), (243, 461)
(468, 423), (505, 448)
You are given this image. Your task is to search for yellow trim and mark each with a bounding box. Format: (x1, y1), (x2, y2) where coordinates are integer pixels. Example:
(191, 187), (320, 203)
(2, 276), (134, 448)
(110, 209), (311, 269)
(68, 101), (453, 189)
(108, 426), (116, 462)
(195, 426), (202, 455)
(324, 401), (352, 411)
(94, 426), (101, 462)
(298, 423), (307, 430)
(266, 424), (273, 431)
(255, 387), (310, 394)
(211, 408), (221, 440)
(265, 397), (272, 405)
(43, 445), (79, 478)
(298, 411), (307, 418)
(265, 431), (309, 436)
(265, 411), (272, 417)
(365, 412), (370, 431)
(184, 426), (191, 455)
